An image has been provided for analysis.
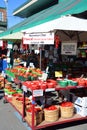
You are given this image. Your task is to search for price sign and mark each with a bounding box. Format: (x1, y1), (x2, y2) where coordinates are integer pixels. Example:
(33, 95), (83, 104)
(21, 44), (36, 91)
(22, 85), (27, 92)
(42, 73), (48, 81)
(55, 71), (63, 77)
(33, 89), (43, 97)
(0, 40), (3, 46)
(2, 71), (6, 78)
(45, 88), (55, 92)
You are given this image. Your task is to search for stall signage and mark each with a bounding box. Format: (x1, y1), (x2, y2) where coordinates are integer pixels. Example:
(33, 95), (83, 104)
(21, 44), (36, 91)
(33, 89), (43, 97)
(22, 85), (27, 92)
(0, 40), (3, 46)
(23, 32), (54, 45)
(55, 71), (63, 77)
(45, 88), (55, 92)
(61, 41), (77, 55)
(7, 44), (13, 49)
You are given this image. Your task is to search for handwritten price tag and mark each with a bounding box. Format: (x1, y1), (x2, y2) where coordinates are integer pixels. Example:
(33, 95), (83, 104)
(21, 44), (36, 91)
(33, 89), (43, 97)
(55, 71), (63, 77)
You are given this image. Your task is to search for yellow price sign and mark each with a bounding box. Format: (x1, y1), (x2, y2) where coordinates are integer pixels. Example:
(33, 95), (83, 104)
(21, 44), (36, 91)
(55, 71), (63, 77)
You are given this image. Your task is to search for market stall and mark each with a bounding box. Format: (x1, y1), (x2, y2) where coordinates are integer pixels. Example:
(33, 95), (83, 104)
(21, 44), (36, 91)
(0, 1), (87, 130)
(3, 66), (87, 130)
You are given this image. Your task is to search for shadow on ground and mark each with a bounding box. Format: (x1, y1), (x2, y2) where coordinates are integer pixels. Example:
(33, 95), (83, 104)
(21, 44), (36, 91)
(42, 119), (87, 130)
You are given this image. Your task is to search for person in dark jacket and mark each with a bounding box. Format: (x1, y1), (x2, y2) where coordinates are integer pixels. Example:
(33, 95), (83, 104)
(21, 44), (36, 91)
(26, 50), (38, 68)
(0, 47), (2, 57)
(10, 49), (14, 68)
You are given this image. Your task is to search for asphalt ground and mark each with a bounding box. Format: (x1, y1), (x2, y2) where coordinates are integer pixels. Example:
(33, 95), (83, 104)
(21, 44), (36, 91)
(0, 90), (30, 130)
(0, 90), (87, 130)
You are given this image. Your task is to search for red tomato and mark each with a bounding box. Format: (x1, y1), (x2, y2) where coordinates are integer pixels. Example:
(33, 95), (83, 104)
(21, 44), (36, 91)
(61, 102), (73, 107)
(45, 105), (57, 110)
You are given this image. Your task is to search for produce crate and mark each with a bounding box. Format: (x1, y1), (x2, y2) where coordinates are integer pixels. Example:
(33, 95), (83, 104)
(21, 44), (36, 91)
(71, 92), (87, 107)
(18, 76), (29, 81)
(18, 75), (35, 81)
(74, 104), (87, 117)
(7, 77), (13, 82)
(5, 70), (15, 78)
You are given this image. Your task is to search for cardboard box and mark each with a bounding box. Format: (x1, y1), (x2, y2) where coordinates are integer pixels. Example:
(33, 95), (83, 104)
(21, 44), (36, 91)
(74, 104), (87, 117)
(71, 93), (87, 107)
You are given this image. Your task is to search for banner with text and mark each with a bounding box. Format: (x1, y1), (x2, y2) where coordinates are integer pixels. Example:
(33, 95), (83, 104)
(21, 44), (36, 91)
(23, 32), (54, 45)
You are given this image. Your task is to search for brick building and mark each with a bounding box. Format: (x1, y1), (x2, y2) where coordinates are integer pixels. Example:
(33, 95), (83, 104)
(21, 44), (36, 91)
(0, 7), (7, 33)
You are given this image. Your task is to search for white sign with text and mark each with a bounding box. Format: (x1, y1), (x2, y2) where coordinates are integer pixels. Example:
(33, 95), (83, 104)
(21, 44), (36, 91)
(61, 41), (77, 55)
(23, 32), (54, 45)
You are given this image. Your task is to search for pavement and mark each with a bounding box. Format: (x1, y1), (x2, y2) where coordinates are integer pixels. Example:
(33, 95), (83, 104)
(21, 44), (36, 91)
(0, 90), (31, 130)
(0, 90), (87, 130)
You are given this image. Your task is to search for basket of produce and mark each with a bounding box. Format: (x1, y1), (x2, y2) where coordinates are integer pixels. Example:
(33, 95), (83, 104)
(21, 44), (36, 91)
(5, 69), (15, 78)
(12, 93), (23, 105)
(26, 106), (43, 126)
(44, 105), (59, 122)
(60, 102), (74, 118)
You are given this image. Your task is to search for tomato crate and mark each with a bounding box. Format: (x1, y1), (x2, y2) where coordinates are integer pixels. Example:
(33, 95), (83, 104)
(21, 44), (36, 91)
(5, 70), (15, 78)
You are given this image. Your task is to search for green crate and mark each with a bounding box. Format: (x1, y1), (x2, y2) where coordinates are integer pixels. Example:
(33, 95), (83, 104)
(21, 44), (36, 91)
(5, 70), (15, 78)
(18, 76), (28, 81)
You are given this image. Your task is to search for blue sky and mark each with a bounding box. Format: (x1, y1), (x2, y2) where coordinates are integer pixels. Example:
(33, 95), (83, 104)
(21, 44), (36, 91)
(0, 0), (26, 28)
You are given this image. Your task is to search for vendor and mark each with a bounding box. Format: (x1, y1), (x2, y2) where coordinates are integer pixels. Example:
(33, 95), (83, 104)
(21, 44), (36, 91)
(9, 49), (14, 68)
(26, 50), (38, 68)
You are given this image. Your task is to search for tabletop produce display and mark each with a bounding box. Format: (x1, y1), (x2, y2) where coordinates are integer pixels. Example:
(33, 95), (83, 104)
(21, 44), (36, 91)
(2, 65), (87, 130)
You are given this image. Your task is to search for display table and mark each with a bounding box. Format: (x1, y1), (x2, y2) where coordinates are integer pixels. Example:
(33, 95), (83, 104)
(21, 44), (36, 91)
(3, 70), (87, 130)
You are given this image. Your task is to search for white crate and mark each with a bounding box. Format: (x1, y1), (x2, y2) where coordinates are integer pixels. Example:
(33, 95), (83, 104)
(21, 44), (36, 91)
(74, 104), (87, 117)
(71, 93), (87, 107)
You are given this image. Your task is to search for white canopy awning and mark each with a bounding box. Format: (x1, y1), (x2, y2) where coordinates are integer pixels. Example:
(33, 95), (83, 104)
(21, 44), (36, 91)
(22, 16), (87, 33)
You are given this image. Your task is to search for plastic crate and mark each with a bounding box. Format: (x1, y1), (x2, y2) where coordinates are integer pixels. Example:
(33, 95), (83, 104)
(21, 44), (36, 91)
(5, 70), (15, 78)
(18, 76), (28, 81)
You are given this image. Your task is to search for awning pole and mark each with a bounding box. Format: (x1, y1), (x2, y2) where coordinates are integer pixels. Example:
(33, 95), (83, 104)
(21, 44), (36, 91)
(40, 48), (42, 70)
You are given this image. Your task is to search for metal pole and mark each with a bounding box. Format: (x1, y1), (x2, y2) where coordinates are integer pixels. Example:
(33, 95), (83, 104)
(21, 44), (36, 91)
(40, 48), (42, 70)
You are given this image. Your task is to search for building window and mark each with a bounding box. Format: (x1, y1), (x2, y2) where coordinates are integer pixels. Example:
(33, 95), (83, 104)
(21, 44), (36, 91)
(0, 12), (3, 21)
